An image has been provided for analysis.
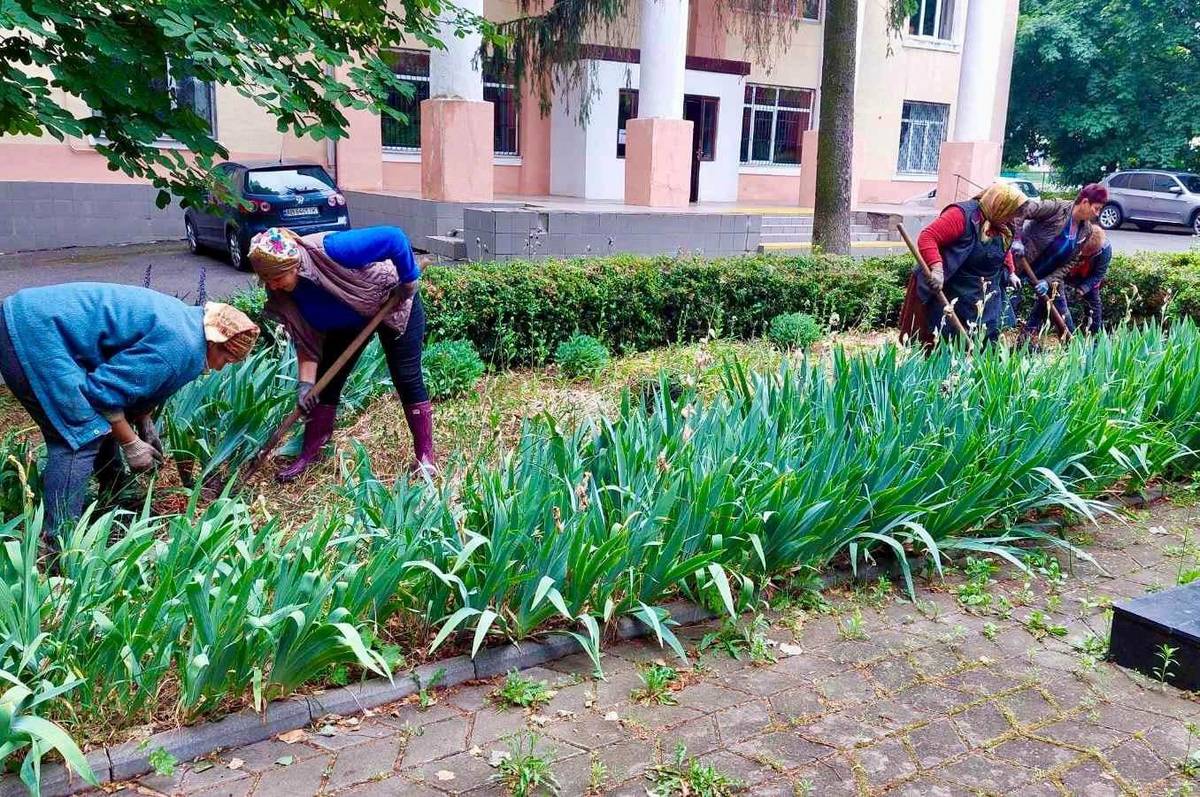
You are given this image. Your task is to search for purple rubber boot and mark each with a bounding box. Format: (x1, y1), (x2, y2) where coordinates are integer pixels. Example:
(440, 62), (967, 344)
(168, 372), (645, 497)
(276, 403), (337, 483)
(404, 401), (437, 476)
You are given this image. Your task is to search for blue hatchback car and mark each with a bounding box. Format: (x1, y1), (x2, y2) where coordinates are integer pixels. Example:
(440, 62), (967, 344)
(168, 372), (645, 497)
(185, 161), (351, 271)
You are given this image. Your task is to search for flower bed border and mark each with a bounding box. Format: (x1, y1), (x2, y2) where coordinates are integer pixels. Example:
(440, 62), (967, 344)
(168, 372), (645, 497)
(3, 488), (1159, 797)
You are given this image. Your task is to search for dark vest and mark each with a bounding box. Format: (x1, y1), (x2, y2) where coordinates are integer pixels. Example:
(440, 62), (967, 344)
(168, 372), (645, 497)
(916, 200), (1010, 302)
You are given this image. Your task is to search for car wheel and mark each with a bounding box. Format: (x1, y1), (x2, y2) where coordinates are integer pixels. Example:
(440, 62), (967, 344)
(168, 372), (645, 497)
(185, 219), (201, 254)
(1098, 204), (1123, 230)
(227, 228), (248, 271)
(1135, 222), (1156, 232)
(1193, 211), (1200, 237)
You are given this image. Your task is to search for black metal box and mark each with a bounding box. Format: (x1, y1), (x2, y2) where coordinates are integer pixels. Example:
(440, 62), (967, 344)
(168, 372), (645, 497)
(1108, 582), (1200, 691)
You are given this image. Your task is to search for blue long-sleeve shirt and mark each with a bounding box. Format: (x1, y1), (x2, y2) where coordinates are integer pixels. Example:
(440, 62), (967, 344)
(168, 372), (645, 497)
(294, 227), (421, 332)
(2, 283), (207, 449)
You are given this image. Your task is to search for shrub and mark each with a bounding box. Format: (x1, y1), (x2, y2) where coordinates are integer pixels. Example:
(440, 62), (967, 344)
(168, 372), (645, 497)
(555, 334), (610, 379)
(768, 312), (823, 350)
(423, 254), (910, 367)
(422, 339), (486, 400)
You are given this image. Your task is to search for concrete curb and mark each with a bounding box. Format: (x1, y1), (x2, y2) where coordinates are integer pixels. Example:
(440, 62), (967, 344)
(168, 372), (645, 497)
(0, 599), (716, 797)
(2, 490), (1141, 797)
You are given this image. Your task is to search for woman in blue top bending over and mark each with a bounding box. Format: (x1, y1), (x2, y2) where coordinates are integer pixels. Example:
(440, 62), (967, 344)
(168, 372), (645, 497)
(248, 226), (433, 482)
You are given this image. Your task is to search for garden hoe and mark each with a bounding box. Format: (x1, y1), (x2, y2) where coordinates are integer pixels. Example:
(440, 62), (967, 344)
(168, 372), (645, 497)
(244, 290), (405, 480)
(1018, 256), (1073, 343)
(897, 224), (973, 351)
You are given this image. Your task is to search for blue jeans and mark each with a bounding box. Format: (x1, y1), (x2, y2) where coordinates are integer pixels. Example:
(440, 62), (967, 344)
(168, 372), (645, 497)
(0, 306), (114, 545)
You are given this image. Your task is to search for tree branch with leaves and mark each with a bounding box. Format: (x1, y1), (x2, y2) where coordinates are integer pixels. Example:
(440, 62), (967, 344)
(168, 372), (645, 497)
(0, 0), (496, 207)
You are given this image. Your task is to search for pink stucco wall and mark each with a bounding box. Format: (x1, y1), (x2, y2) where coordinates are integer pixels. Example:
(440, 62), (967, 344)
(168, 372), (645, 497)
(0, 141), (332, 183)
(857, 179), (936, 204)
(737, 173), (802, 204)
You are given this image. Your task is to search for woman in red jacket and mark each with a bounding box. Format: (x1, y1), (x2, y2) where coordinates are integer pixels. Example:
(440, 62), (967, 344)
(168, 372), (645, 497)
(899, 182), (1027, 349)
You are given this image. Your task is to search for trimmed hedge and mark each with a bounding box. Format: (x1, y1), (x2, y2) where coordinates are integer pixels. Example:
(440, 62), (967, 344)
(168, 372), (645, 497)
(228, 248), (1200, 368)
(422, 254), (911, 366)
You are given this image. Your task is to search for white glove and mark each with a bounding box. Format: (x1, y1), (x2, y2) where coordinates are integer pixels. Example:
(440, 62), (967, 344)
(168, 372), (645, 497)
(121, 437), (163, 472)
(1011, 240), (1026, 258)
(1009, 272), (1022, 290)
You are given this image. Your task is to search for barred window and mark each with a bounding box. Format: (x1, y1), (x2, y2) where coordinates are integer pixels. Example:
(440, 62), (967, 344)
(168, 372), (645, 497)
(897, 101), (949, 175)
(909, 0), (955, 40)
(381, 50), (429, 151)
(739, 84), (814, 166)
(381, 50), (518, 156)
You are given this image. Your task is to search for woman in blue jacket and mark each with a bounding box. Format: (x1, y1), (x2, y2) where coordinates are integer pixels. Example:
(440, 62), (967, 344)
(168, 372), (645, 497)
(247, 226), (431, 481)
(0, 284), (259, 550)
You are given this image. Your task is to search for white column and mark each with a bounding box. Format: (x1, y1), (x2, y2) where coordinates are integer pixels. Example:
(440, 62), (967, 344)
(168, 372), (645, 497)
(637, 0), (689, 119)
(429, 0), (484, 101)
(953, 0), (1006, 141)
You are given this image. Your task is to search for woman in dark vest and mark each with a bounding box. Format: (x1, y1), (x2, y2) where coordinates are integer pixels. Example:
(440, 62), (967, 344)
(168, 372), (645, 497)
(899, 182), (1027, 348)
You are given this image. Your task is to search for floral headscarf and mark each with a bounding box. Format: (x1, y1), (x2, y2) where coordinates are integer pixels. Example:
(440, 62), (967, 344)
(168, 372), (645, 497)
(248, 228), (303, 279)
(976, 182), (1027, 247)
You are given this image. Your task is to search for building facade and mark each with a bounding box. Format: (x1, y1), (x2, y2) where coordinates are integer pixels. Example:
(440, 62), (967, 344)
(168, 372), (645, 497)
(0, 0), (1018, 228)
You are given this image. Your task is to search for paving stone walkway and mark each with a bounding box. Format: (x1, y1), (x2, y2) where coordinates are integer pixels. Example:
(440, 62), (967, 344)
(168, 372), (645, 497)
(88, 501), (1200, 796)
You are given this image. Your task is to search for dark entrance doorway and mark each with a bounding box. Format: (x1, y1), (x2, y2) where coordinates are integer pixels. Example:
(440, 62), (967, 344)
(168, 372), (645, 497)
(683, 95), (719, 203)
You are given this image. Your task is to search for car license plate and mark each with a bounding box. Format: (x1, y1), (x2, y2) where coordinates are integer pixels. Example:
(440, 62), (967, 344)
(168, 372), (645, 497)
(282, 206), (319, 218)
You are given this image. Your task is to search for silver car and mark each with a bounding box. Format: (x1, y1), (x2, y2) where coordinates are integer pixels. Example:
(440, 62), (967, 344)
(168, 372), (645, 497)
(1100, 169), (1200, 235)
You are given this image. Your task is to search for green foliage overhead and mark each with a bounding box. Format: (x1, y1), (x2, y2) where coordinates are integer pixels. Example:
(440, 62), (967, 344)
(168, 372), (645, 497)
(0, 0), (495, 207)
(1004, 0), (1200, 184)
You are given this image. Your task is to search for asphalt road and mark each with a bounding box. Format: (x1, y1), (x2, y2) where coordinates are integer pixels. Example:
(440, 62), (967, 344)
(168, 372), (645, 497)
(1106, 225), (1198, 255)
(0, 225), (1193, 305)
(0, 241), (256, 304)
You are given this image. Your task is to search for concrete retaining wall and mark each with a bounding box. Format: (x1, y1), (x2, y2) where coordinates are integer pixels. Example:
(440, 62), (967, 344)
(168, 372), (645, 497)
(343, 192), (517, 254)
(462, 209), (762, 261)
(0, 181), (184, 253)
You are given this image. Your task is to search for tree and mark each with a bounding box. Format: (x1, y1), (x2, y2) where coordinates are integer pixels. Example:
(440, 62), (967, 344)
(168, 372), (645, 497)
(0, 0), (493, 206)
(1004, 0), (1200, 185)
(811, 0), (912, 255)
(810, 0), (856, 254)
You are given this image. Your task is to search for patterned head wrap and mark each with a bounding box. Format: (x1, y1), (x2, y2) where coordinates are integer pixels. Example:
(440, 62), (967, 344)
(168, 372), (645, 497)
(248, 227), (303, 279)
(976, 182), (1027, 246)
(202, 302), (260, 360)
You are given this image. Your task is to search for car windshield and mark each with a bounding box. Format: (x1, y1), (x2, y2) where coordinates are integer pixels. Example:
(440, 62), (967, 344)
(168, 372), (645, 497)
(1179, 174), (1200, 193)
(245, 166), (335, 195)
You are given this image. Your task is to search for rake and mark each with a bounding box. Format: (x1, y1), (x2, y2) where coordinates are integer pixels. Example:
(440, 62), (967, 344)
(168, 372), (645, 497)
(897, 223), (972, 349)
(244, 290), (404, 479)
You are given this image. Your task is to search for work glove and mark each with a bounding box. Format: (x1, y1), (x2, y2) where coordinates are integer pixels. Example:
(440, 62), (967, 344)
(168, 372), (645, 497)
(134, 415), (163, 456)
(1009, 272), (1022, 291)
(1035, 280), (1049, 297)
(297, 380), (318, 414)
(121, 437), (163, 473)
(1010, 240), (1026, 259)
(927, 266), (945, 291)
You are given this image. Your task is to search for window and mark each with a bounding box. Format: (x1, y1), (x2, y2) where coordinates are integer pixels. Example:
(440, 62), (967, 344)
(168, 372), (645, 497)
(131, 57), (215, 138)
(483, 59), (519, 156)
(729, 0), (819, 19)
(1129, 173), (1153, 191)
(616, 89), (638, 158)
(909, 0), (955, 40)
(897, 101), (949, 174)
(685, 95), (720, 161)
(382, 50), (429, 151)
(1181, 175), (1200, 193)
(1109, 173), (1131, 189)
(381, 49), (519, 156)
(1150, 174), (1180, 194)
(739, 84), (814, 166)
(244, 166), (337, 196)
